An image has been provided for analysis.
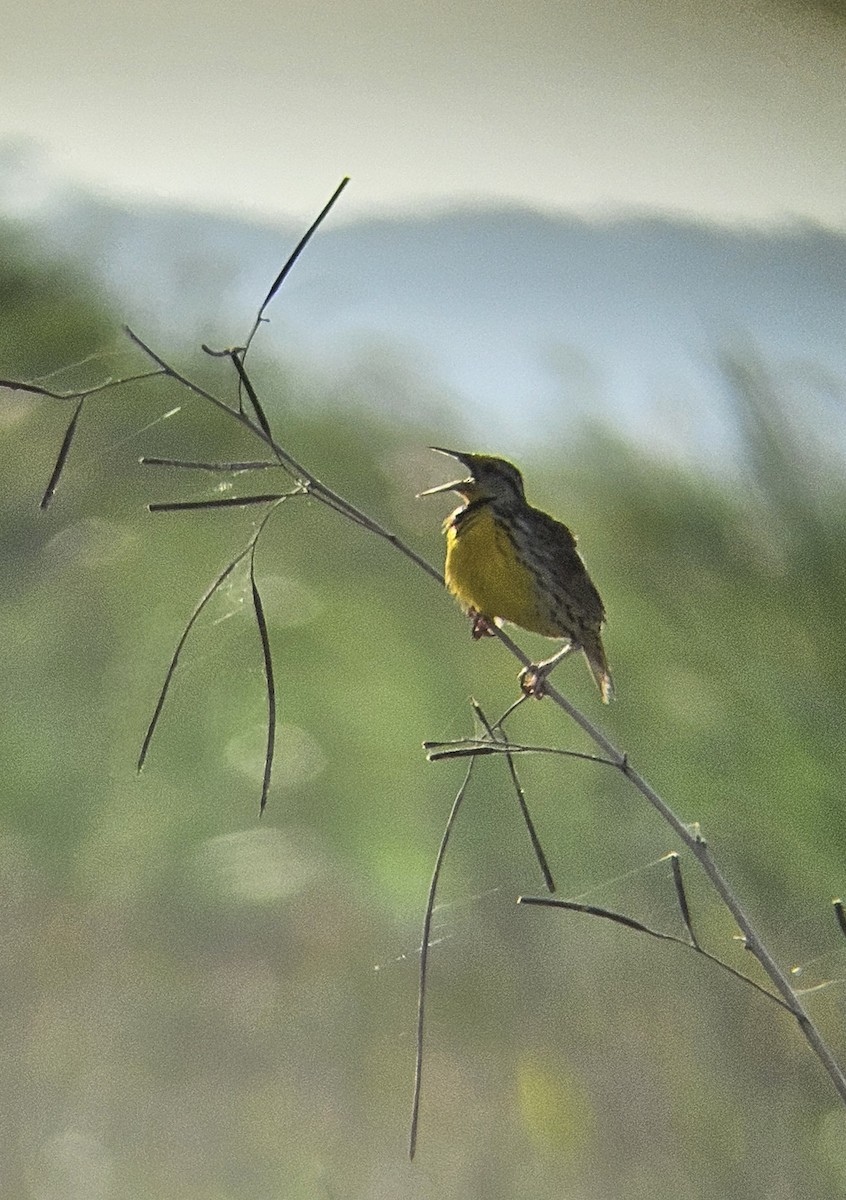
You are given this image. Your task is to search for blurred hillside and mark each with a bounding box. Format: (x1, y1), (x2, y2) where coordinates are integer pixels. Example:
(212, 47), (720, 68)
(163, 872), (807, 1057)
(3, 141), (846, 464)
(2, 220), (846, 1198)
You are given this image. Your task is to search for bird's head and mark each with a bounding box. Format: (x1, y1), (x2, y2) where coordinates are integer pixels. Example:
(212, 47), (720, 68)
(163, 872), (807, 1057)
(418, 448), (527, 505)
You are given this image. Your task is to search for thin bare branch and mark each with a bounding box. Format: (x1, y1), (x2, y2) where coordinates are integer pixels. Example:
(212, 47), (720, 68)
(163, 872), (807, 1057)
(6, 366), (166, 509)
(420, 631), (846, 1124)
(424, 738), (617, 768)
(518, 895), (795, 1013)
(244, 176), (350, 356)
(125, 326), (446, 587)
(227, 351), (274, 439)
(490, 693), (531, 730)
(0, 369), (162, 401)
(124, 326), (277, 448)
(504, 677), (846, 1111)
(409, 758), (477, 1162)
(40, 396), (85, 510)
(148, 493), (295, 513)
(137, 497), (289, 776)
(137, 546), (253, 773)
(140, 457), (281, 472)
(666, 851), (699, 949)
(200, 179), (348, 417)
(249, 539), (276, 816)
(471, 701), (555, 894)
(834, 899), (846, 941)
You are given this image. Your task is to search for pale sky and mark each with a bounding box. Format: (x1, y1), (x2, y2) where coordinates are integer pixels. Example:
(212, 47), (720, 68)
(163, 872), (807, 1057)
(1, 0), (844, 228)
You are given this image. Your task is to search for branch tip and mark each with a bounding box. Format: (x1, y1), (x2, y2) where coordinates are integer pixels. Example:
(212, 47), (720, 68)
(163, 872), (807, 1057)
(834, 899), (846, 941)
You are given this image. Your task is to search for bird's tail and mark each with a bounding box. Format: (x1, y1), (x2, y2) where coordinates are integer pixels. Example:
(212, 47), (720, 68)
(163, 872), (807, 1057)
(583, 635), (614, 703)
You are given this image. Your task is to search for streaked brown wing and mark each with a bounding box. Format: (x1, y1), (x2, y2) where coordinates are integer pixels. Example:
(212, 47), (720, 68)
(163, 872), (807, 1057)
(530, 507), (606, 629)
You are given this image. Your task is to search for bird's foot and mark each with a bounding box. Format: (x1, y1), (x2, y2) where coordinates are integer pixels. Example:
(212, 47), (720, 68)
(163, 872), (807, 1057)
(518, 644), (575, 698)
(519, 663), (550, 699)
(469, 610), (497, 640)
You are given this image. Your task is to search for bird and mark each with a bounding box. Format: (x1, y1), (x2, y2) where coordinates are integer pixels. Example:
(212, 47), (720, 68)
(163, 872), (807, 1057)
(419, 448), (613, 702)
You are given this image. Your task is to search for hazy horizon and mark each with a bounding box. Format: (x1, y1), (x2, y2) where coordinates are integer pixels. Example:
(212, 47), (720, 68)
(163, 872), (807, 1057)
(1, 0), (843, 230)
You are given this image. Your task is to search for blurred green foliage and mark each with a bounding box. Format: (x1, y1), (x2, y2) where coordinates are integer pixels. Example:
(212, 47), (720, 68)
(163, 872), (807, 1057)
(2, 224), (846, 1199)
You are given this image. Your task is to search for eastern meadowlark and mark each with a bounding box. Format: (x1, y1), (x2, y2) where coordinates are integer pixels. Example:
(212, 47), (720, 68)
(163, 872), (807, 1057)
(420, 448), (614, 702)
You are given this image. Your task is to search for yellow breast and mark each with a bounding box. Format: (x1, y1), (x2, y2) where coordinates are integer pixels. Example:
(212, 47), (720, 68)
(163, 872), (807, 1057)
(444, 503), (556, 636)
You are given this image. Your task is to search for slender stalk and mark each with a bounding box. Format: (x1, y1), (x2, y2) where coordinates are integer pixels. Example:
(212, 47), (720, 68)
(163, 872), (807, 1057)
(140, 457), (280, 471)
(242, 177), (350, 358)
(470, 702), (555, 893)
(40, 396), (85, 509)
(528, 676), (846, 1109)
(0, 370), (160, 401)
(517, 895), (793, 1012)
(249, 536), (276, 816)
(423, 738), (617, 767)
(137, 497), (291, 778)
(409, 759), (476, 1160)
(125, 328), (444, 589)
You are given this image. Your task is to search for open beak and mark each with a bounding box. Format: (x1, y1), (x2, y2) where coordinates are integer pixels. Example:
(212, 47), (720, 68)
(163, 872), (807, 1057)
(417, 447), (472, 497)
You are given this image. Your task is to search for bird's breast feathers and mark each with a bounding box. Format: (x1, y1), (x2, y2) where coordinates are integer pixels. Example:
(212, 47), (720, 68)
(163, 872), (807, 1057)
(444, 502), (549, 632)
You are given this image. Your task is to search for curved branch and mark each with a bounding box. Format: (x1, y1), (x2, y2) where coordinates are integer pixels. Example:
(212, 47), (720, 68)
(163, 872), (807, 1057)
(517, 894), (795, 1013)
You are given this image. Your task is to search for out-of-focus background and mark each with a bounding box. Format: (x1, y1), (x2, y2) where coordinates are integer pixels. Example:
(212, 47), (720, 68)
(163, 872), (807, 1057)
(3, 1), (846, 1196)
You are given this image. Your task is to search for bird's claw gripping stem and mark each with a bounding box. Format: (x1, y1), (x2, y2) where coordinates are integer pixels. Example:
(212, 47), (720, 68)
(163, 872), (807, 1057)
(519, 664), (549, 698)
(469, 610), (497, 640)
